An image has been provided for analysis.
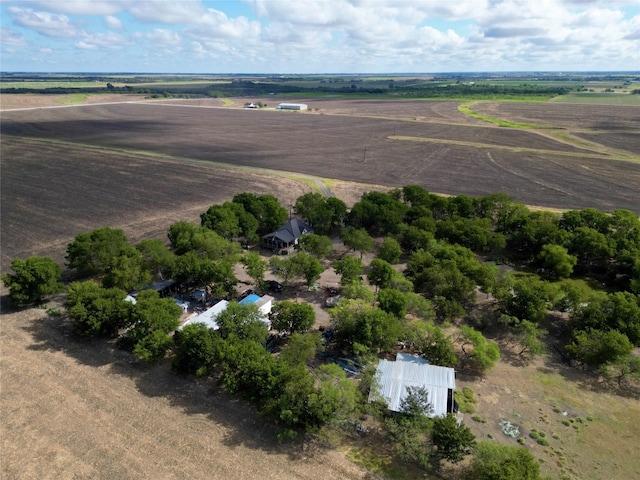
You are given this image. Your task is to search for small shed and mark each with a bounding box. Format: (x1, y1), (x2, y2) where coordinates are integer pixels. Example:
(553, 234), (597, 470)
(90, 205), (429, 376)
(277, 103), (308, 111)
(369, 353), (456, 417)
(262, 218), (313, 251)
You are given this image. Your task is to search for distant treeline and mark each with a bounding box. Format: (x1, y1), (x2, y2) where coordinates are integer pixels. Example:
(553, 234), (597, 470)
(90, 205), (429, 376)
(0, 80), (573, 99)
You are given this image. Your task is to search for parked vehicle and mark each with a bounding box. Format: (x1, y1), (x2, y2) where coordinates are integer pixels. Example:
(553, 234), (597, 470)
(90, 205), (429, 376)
(265, 280), (283, 292)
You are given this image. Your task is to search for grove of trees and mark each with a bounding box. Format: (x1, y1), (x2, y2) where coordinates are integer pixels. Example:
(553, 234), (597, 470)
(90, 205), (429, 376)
(5, 183), (639, 479)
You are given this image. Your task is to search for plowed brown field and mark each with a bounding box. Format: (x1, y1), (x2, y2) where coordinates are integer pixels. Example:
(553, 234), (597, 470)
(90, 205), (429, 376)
(1, 305), (368, 480)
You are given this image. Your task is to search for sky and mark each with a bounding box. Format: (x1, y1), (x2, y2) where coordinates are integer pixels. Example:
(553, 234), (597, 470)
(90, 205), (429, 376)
(1, 0), (639, 73)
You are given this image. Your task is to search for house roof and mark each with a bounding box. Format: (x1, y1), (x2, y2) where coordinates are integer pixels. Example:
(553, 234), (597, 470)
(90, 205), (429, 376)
(369, 353), (455, 417)
(179, 300), (229, 331)
(262, 218), (313, 244)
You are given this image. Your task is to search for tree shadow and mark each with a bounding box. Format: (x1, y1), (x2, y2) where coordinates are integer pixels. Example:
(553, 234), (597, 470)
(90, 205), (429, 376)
(541, 348), (640, 400)
(21, 312), (316, 461)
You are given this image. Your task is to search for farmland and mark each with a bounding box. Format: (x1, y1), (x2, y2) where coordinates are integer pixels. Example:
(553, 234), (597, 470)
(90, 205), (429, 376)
(2, 92), (640, 480)
(2, 99), (639, 271)
(2, 96), (639, 269)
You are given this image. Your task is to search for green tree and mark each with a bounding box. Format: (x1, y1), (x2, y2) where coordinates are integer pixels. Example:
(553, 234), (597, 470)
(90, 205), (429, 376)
(270, 252), (324, 287)
(431, 414), (476, 465)
(298, 233), (333, 258)
(200, 203), (241, 240)
(271, 301), (316, 335)
(377, 288), (408, 318)
(458, 325), (500, 373)
(566, 328), (633, 366)
(66, 227), (135, 276)
(367, 258), (395, 290)
(172, 323), (223, 376)
(294, 192), (347, 234)
(377, 237), (402, 264)
(241, 251), (268, 288)
(232, 193), (287, 234)
(173, 252), (218, 287)
(125, 290), (183, 363)
(401, 226), (434, 254)
(572, 292), (640, 346)
(257, 194), (288, 233)
(334, 254), (365, 286)
(537, 244), (577, 279)
(279, 332), (322, 366)
(330, 299), (401, 353)
(496, 275), (557, 323)
(66, 281), (131, 336)
(102, 249), (152, 292)
(347, 191), (408, 235)
(568, 226), (615, 273)
(168, 222), (240, 260)
(341, 282), (376, 302)
(308, 363), (361, 427)
(464, 442), (544, 480)
(135, 239), (176, 280)
(506, 318), (546, 359)
(600, 355), (640, 388)
(385, 385), (434, 470)
(2, 256), (62, 307)
(293, 252), (324, 286)
(403, 322), (457, 367)
(215, 302), (269, 344)
(340, 226), (374, 259)
(133, 329), (175, 363)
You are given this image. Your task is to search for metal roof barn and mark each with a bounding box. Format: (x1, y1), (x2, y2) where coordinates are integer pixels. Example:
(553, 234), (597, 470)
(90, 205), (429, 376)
(369, 353), (456, 417)
(276, 103), (308, 110)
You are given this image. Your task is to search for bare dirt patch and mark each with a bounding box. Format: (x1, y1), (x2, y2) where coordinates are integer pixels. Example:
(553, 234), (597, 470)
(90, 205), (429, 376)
(1, 306), (369, 479)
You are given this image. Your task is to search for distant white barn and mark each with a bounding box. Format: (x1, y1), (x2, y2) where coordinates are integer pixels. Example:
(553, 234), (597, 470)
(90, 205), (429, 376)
(369, 353), (456, 417)
(277, 103), (308, 111)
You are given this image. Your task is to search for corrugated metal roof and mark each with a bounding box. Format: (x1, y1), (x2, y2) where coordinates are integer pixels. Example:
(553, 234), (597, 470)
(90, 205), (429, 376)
(369, 353), (455, 417)
(179, 300), (229, 331)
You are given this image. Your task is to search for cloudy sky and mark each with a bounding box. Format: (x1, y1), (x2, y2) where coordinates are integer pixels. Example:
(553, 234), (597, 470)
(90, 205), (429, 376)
(1, 0), (638, 73)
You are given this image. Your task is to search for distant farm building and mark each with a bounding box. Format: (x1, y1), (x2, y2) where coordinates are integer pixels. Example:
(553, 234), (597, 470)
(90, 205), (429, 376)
(369, 353), (456, 417)
(277, 103), (308, 111)
(262, 218), (313, 251)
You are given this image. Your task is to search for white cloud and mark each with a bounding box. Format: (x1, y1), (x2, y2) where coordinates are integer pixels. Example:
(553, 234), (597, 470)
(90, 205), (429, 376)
(8, 6), (78, 37)
(105, 15), (122, 30)
(1, 29), (28, 46)
(136, 28), (182, 48)
(27, 0), (123, 16)
(1, 0), (637, 72)
(128, 1), (209, 25)
(76, 30), (128, 50)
